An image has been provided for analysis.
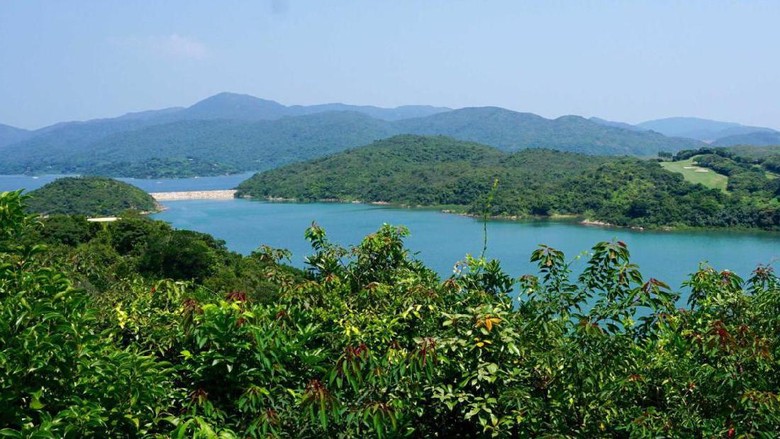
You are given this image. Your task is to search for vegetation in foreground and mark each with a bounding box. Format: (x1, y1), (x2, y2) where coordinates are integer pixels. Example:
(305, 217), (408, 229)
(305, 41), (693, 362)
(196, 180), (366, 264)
(237, 135), (780, 230)
(2, 190), (780, 437)
(25, 176), (158, 216)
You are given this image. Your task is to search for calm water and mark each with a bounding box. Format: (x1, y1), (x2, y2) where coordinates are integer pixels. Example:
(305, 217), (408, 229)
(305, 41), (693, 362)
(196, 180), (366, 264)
(4, 173), (779, 293)
(0, 172), (255, 193)
(153, 199), (780, 292)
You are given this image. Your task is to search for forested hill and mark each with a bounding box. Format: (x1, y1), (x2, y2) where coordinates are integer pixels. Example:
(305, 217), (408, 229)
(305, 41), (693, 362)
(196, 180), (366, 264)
(0, 104), (703, 178)
(25, 176), (158, 216)
(237, 135), (780, 230)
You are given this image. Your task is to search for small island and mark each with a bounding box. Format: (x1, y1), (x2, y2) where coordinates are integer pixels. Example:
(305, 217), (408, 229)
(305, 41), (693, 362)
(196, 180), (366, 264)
(25, 176), (159, 217)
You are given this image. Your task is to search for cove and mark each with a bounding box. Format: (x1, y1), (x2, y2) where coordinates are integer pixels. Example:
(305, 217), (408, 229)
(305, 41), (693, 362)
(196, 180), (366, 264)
(153, 199), (780, 293)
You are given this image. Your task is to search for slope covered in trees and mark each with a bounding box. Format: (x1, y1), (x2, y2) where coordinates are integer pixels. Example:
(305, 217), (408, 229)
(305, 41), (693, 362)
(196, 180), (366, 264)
(1, 190), (779, 437)
(25, 176), (158, 216)
(237, 135), (780, 230)
(0, 98), (703, 178)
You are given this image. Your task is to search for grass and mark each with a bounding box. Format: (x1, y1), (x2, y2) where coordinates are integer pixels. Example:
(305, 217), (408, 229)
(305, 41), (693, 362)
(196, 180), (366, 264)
(660, 157), (728, 192)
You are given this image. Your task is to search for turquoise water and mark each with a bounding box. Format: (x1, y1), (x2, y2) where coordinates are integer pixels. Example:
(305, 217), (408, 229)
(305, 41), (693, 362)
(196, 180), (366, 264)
(4, 172), (778, 293)
(153, 199), (780, 292)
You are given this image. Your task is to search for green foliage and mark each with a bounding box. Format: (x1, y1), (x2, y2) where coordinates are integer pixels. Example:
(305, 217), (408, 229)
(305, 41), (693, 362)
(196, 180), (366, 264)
(0, 191), (174, 437)
(2, 192), (780, 437)
(25, 176), (157, 216)
(238, 135), (780, 230)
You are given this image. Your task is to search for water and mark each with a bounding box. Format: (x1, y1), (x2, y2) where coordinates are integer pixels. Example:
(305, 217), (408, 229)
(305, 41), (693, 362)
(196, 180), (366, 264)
(153, 199), (780, 292)
(4, 173), (778, 293)
(0, 173), (255, 193)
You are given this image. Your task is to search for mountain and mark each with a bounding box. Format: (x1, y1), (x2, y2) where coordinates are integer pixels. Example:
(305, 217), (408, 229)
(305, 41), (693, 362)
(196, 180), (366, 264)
(0, 104), (706, 178)
(589, 117), (644, 132)
(287, 103), (450, 121)
(0, 112), (398, 177)
(180, 93), (289, 121)
(0, 123), (33, 149)
(181, 92), (451, 121)
(0, 93), (449, 159)
(637, 117), (777, 142)
(712, 131), (780, 147)
(397, 108), (703, 156)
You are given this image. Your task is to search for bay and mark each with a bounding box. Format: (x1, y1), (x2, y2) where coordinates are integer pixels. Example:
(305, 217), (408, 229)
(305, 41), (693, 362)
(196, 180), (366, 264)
(4, 172), (778, 295)
(153, 199), (780, 293)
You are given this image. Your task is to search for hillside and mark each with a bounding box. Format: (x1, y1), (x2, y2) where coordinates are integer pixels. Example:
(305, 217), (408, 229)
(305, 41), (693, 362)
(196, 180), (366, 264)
(0, 101), (704, 178)
(237, 134), (614, 206)
(237, 135), (779, 230)
(7, 113), (398, 178)
(25, 176), (158, 216)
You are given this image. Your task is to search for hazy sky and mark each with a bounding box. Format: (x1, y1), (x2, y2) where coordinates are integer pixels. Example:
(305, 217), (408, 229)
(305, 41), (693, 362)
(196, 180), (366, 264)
(1, 1), (779, 130)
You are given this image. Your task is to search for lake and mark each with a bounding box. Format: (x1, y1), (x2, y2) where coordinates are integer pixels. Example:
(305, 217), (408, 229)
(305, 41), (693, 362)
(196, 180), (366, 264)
(4, 173), (779, 293)
(153, 198), (780, 293)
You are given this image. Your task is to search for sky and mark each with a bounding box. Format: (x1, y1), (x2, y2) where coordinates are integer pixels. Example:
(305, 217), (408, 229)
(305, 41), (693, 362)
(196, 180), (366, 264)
(1, 0), (779, 130)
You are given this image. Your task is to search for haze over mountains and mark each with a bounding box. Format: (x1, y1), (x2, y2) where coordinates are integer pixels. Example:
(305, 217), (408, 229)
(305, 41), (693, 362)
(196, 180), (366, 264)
(0, 92), (775, 178)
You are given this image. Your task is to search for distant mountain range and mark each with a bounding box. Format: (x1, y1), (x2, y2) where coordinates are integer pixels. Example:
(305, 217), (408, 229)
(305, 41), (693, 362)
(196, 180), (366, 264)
(1, 92), (773, 178)
(590, 116), (779, 144)
(635, 117), (778, 143)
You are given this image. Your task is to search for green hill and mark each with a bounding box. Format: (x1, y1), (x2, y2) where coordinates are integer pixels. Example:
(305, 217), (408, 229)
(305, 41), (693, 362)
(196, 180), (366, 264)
(25, 176), (158, 216)
(237, 135), (780, 230)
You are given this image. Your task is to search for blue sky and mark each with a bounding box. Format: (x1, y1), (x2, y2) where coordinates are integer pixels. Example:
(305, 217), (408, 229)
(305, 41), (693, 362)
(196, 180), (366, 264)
(1, 0), (779, 130)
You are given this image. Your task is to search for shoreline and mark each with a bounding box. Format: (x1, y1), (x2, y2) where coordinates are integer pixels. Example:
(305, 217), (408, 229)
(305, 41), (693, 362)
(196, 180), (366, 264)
(233, 194), (779, 234)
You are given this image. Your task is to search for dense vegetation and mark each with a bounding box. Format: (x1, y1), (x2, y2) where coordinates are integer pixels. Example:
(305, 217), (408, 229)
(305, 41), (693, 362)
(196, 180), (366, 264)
(238, 135), (780, 230)
(25, 176), (158, 216)
(0, 94), (702, 178)
(2, 190), (780, 437)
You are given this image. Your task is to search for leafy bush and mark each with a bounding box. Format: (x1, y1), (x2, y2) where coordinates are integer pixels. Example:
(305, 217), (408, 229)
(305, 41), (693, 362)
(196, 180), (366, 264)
(1, 191), (779, 437)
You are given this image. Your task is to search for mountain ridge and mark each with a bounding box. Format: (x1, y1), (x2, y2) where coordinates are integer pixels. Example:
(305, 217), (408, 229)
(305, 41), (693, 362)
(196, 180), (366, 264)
(0, 104), (706, 177)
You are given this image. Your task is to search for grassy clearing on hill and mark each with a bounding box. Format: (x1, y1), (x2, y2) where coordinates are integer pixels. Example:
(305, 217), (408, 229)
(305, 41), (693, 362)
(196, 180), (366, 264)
(660, 156), (728, 192)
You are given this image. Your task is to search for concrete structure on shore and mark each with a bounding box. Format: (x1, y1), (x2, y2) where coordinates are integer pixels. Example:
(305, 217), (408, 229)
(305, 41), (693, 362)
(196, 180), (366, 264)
(150, 190), (237, 201)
